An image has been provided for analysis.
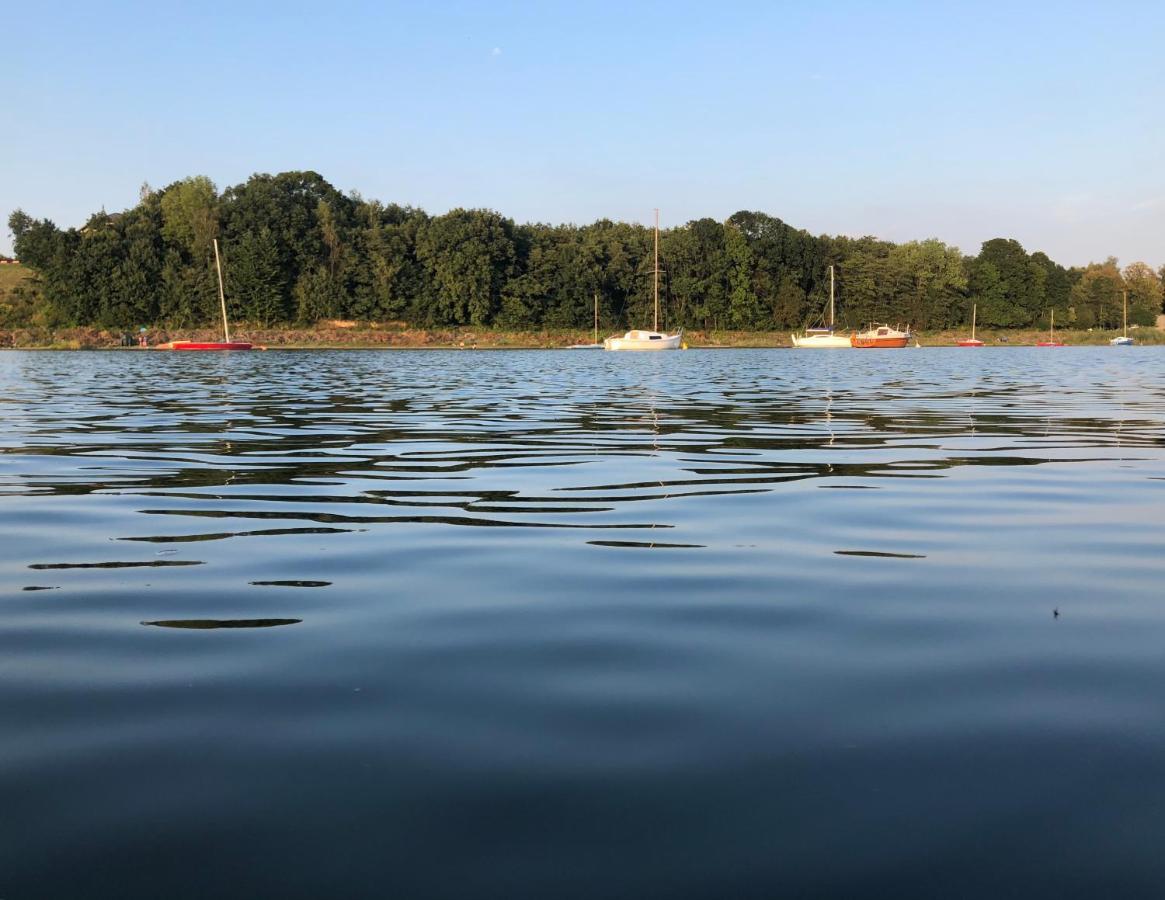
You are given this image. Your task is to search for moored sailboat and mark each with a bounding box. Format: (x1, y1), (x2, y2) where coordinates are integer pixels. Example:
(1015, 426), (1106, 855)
(156, 239), (253, 351)
(792, 265), (851, 348)
(604, 210), (682, 351)
(1036, 308), (1064, 347)
(1111, 291), (1134, 346)
(957, 303), (984, 346)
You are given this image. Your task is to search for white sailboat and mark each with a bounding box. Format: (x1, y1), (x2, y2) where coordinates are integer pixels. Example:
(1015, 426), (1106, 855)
(604, 209), (682, 351)
(1111, 291), (1134, 346)
(791, 265), (851, 348)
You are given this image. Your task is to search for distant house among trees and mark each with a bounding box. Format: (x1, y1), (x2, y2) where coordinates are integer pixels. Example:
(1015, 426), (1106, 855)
(79, 212), (123, 235)
(0, 256), (19, 265)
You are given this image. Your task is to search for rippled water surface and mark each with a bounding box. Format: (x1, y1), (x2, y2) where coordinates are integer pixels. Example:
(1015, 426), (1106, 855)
(4, 348), (1165, 898)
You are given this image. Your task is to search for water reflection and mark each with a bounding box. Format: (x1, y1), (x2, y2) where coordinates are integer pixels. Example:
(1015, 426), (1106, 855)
(141, 618), (302, 629)
(249, 580), (331, 588)
(4, 349), (1165, 899)
(834, 550), (926, 559)
(120, 527), (359, 543)
(28, 560), (204, 569)
(587, 540), (706, 549)
(3, 349), (1163, 554)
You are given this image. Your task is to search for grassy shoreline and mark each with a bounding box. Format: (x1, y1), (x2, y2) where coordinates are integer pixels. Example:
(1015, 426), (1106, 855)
(1, 323), (1162, 350)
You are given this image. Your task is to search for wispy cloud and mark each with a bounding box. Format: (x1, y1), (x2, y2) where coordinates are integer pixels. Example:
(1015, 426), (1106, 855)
(491, 47), (503, 57)
(1131, 195), (1165, 213)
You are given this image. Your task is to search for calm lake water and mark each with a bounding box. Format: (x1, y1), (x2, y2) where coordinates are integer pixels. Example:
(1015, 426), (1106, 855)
(3, 347), (1165, 898)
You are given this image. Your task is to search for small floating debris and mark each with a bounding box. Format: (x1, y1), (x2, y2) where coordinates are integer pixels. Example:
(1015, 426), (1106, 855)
(141, 618), (302, 629)
(249, 580), (332, 588)
(833, 550), (926, 559)
(22, 586), (60, 591)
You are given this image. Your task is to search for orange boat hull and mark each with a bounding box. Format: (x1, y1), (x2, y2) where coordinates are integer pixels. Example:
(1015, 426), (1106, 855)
(851, 335), (909, 348)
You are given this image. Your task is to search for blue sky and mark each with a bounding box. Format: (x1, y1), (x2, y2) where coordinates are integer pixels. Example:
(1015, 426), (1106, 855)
(4, 0), (1163, 267)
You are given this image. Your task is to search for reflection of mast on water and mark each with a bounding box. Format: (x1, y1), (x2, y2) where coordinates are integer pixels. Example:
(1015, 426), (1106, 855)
(966, 374), (979, 438)
(824, 385), (835, 448)
(645, 395), (667, 498)
(198, 369), (241, 486)
(1114, 369), (1127, 458)
(649, 400), (661, 456)
(818, 355), (836, 454)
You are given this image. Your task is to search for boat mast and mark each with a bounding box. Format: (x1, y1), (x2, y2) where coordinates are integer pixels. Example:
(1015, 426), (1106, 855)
(829, 264), (835, 329)
(213, 238), (231, 344)
(1123, 290), (1128, 337)
(653, 208), (660, 332)
(971, 303), (976, 340)
(593, 289), (599, 344)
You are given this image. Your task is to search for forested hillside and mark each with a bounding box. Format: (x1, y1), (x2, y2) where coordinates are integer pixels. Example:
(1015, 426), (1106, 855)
(9, 171), (1163, 332)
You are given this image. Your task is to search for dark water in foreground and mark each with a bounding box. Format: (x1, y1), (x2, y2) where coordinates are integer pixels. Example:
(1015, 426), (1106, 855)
(3, 348), (1165, 898)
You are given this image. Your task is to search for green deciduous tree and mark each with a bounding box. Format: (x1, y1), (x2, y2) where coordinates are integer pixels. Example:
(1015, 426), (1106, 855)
(160, 176), (219, 258)
(1070, 259), (1124, 329)
(1122, 261), (1162, 326)
(970, 239), (1044, 327)
(415, 209), (516, 326)
(887, 239), (967, 329)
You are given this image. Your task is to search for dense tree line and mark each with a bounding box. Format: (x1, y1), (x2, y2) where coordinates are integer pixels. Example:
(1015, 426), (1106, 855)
(8, 171), (1164, 332)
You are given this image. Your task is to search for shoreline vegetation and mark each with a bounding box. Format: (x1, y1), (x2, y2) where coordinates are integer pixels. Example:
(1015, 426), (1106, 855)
(7, 171), (1164, 344)
(2, 323), (1161, 350)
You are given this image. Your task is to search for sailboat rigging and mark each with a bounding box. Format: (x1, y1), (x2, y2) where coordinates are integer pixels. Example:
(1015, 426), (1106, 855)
(1111, 291), (1134, 346)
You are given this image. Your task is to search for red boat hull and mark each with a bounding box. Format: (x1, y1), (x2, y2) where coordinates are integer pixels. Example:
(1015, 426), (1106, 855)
(157, 341), (253, 351)
(957, 339), (984, 347)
